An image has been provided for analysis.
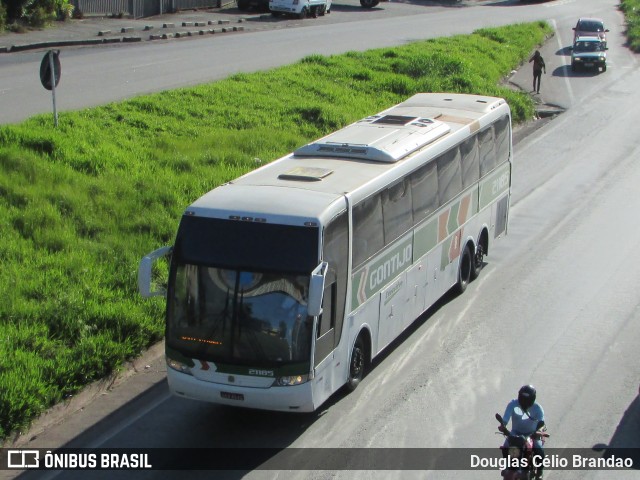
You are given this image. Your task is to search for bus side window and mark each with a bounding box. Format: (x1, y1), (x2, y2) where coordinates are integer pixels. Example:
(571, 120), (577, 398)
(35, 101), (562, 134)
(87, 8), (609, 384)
(460, 135), (479, 189)
(315, 281), (336, 365)
(382, 177), (413, 245)
(479, 126), (496, 176)
(353, 195), (384, 267)
(437, 146), (463, 206)
(494, 116), (510, 165)
(410, 161), (438, 224)
(317, 282), (336, 338)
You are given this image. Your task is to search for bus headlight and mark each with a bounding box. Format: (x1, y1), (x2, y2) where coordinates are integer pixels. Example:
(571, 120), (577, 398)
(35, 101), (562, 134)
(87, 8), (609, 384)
(275, 374), (309, 386)
(166, 357), (193, 375)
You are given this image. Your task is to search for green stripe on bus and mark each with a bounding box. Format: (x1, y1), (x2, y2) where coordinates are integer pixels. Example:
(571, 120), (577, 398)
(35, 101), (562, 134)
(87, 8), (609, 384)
(414, 218), (438, 259)
(479, 162), (511, 209)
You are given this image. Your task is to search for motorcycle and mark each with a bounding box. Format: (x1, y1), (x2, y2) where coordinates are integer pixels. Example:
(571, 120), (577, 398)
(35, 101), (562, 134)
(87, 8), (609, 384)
(495, 412), (549, 480)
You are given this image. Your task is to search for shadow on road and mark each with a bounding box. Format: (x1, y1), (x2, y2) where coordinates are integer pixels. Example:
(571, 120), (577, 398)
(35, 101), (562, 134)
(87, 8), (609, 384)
(551, 65), (605, 78)
(591, 391), (640, 469)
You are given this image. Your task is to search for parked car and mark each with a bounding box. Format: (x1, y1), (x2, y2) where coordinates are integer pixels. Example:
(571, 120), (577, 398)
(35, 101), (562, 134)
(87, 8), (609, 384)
(237, 0), (270, 11)
(573, 18), (609, 45)
(269, 0), (331, 18)
(571, 36), (608, 72)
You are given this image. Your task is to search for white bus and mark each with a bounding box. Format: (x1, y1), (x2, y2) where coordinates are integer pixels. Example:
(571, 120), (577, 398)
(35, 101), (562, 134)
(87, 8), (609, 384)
(138, 93), (512, 412)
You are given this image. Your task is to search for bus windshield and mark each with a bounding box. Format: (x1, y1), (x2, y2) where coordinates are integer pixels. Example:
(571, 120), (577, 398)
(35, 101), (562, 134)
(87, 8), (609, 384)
(167, 264), (313, 366)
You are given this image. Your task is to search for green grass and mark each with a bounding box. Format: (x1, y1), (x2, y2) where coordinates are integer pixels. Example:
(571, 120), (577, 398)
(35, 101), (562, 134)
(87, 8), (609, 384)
(621, 0), (640, 52)
(0, 21), (552, 441)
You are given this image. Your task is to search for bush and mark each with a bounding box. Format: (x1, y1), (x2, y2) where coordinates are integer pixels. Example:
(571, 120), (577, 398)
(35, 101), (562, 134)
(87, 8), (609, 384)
(26, 6), (54, 27)
(56, 0), (73, 20)
(3, 0), (57, 28)
(0, 2), (6, 31)
(621, 0), (640, 52)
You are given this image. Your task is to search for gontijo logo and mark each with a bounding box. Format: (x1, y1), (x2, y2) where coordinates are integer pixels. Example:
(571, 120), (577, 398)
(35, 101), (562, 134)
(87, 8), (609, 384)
(352, 237), (413, 308)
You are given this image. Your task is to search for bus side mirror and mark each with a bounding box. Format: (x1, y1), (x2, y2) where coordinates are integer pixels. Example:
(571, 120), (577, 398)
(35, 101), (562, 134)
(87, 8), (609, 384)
(307, 261), (328, 317)
(138, 246), (172, 298)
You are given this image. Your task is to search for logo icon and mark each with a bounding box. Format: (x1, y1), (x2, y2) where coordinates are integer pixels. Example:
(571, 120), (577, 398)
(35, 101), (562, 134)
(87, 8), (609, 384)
(7, 450), (40, 468)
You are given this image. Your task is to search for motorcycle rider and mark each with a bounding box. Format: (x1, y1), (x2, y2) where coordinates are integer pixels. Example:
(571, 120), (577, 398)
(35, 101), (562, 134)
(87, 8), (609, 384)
(500, 385), (546, 479)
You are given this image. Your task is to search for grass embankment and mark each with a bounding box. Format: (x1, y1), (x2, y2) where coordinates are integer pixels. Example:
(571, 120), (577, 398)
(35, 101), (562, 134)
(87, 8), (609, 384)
(0, 21), (552, 441)
(621, 0), (640, 51)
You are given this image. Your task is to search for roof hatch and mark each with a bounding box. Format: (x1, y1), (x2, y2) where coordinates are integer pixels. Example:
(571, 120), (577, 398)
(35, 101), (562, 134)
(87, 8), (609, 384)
(294, 113), (450, 163)
(278, 166), (333, 182)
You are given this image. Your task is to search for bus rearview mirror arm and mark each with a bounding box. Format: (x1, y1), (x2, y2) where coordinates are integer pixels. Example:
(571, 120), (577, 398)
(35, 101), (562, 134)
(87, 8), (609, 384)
(308, 261), (328, 317)
(138, 246), (172, 298)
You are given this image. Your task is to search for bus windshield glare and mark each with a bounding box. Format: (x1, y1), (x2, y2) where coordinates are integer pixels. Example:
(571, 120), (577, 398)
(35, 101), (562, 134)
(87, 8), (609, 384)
(165, 215), (319, 367)
(167, 265), (313, 366)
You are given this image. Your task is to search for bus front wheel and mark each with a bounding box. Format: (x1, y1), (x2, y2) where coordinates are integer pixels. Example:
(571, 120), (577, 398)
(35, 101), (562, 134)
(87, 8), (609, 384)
(455, 245), (472, 294)
(346, 335), (366, 392)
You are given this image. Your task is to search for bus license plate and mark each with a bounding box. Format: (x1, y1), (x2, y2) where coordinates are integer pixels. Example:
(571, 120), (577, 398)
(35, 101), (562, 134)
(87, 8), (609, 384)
(221, 392), (244, 401)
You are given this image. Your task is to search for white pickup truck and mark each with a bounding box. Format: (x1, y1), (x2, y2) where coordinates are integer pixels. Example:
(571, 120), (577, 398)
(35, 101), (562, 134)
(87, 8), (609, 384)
(269, 0), (331, 18)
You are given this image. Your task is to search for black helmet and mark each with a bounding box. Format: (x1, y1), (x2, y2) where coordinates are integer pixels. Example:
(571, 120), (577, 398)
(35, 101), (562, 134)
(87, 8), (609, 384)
(518, 385), (537, 410)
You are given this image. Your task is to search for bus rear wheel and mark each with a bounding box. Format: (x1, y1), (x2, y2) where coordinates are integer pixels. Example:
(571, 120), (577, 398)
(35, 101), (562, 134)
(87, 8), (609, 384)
(470, 243), (484, 280)
(455, 245), (472, 294)
(346, 335), (366, 392)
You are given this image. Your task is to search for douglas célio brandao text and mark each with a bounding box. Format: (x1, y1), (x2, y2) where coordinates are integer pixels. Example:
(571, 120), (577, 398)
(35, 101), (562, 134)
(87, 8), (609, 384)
(470, 453), (634, 470)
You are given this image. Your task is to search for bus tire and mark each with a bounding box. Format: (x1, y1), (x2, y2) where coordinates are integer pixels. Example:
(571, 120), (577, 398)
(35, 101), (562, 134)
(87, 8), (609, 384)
(346, 335), (366, 392)
(455, 245), (472, 294)
(471, 239), (485, 281)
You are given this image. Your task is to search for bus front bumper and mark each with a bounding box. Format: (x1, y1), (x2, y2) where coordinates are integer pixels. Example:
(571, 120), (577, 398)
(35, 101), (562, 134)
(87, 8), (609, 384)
(167, 368), (316, 412)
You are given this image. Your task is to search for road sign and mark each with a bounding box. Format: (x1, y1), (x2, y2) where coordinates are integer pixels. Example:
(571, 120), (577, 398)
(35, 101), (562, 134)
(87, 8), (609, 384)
(40, 50), (61, 91)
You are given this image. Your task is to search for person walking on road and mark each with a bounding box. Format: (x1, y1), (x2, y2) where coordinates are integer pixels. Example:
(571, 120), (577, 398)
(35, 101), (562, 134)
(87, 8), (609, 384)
(529, 50), (546, 94)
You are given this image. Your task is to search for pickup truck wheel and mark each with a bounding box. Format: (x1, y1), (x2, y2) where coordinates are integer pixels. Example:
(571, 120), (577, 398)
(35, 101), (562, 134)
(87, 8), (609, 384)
(298, 6), (308, 18)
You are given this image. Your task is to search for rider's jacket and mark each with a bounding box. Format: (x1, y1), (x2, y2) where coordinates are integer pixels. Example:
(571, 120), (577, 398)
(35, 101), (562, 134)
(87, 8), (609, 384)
(502, 399), (545, 436)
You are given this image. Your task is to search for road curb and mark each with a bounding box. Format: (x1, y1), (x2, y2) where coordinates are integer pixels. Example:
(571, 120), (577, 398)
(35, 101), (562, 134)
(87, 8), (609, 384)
(0, 17), (251, 54)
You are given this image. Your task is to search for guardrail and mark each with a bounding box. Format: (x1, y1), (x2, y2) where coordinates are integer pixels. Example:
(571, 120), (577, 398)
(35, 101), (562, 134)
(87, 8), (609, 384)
(73, 0), (226, 19)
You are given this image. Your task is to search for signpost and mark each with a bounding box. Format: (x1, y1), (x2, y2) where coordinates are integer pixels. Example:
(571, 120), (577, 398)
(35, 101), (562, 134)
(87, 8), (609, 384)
(39, 50), (61, 127)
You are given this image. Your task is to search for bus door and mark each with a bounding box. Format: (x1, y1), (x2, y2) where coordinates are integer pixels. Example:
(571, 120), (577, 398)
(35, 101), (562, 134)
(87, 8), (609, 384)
(406, 259), (428, 325)
(377, 273), (407, 352)
(312, 211), (348, 401)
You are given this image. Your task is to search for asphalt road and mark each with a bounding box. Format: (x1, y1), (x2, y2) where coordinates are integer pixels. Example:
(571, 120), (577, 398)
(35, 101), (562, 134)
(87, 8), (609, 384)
(3, 0), (640, 479)
(0, 0), (629, 125)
